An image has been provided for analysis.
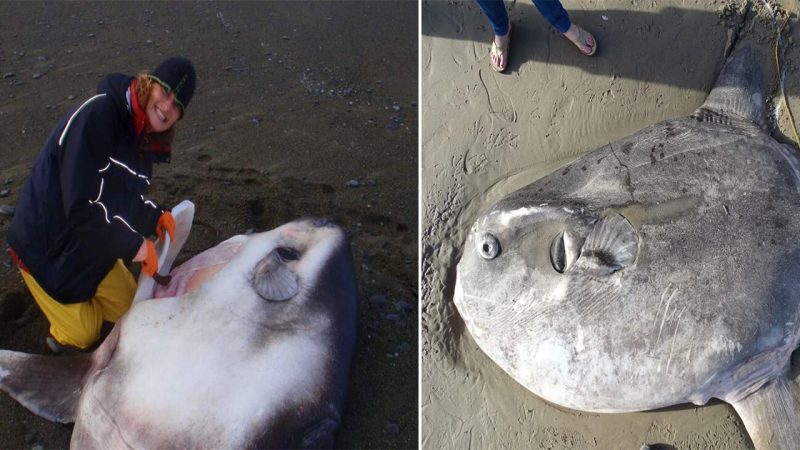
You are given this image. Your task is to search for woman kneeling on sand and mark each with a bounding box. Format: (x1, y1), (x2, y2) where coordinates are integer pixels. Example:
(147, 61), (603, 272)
(6, 57), (196, 352)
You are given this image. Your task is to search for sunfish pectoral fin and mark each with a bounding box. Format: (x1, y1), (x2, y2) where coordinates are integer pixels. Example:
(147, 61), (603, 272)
(252, 248), (300, 301)
(728, 375), (800, 450)
(573, 213), (638, 277)
(0, 349), (93, 423)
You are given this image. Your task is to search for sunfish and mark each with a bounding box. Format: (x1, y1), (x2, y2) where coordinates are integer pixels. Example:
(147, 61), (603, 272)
(454, 44), (800, 449)
(0, 202), (358, 448)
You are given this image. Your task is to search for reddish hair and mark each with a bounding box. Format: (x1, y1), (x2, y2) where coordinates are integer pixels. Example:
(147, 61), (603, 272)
(134, 72), (155, 110)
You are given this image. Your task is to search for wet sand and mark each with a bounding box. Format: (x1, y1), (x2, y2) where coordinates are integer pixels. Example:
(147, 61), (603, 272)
(0, 1), (417, 448)
(422, 0), (799, 448)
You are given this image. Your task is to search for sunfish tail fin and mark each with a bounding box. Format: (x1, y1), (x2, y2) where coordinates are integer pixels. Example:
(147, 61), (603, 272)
(0, 350), (94, 423)
(729, 375), (800, 450)
(695, 43), (766, 129)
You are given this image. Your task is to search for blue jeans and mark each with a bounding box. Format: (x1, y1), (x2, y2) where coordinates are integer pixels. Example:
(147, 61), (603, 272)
(475, 0), (571, 35)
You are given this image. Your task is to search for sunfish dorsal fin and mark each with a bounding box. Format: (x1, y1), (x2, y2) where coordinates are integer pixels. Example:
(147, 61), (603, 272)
(0, 350), (92, 423)
(695, 43), (766, 129)
(728, 375), (800, 449)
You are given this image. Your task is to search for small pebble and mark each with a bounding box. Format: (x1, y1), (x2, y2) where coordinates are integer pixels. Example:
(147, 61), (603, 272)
(32, 73), (42, 79)
(369, 294), (387, 307)
(396, 341), (411, 353)
(68, 95), (76, 100)
(3, 178), (13, 185)
(209, 126), (216, 131)
(385, 422), (400, 435)
(0, 190), (9, 198)
(2, 72), (13, 79)
(384, 313), (400, 322)
(394, 300), (413, 312)
(0, 205), (15, 216)
(45, 104), (55, 110)
(281, 35), (289, 40)
(87, 32), (96, 37)
(346, 179), (360, 188)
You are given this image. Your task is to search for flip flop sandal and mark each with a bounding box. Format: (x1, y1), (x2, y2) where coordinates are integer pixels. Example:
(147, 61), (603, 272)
(570, 25), (597, 56)
(489, 22), (512, 72)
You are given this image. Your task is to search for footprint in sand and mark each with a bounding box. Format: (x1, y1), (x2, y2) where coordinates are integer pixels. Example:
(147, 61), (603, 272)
(478, 69), (517, 123)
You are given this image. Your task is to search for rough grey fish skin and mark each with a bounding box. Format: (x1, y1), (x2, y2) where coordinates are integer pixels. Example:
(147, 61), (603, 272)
(0, 217), (358, 449)
(455, 44), (800, 449)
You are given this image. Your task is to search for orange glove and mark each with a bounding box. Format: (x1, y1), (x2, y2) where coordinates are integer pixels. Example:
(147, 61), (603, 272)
(136, 239), (159, 277)
(156, 210), (175, 242)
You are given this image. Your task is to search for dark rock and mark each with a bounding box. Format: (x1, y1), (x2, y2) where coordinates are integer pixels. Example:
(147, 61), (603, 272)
(396, 341), (411, 353)
(369, 294), (387, 307)
(385, 421), (400, 435)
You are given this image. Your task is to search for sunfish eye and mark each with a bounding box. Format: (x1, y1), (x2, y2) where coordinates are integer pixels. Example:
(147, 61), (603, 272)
(478, 233), (500, 260)
(550, 231), (567, 273)
(275, 247), (299, 262)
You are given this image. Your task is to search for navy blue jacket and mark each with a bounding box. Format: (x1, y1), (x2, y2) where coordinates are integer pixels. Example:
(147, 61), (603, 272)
(7, 74), (165, 303)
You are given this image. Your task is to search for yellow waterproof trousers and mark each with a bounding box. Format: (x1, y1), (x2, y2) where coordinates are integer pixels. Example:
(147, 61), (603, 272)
(19, 260), (135, 349)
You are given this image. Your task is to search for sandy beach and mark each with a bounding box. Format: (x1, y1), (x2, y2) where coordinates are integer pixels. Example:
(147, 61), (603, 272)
(0, 1), (417, 448)
(422, 0), (799, 448)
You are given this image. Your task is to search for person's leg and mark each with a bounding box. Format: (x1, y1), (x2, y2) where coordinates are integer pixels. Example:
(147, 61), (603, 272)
(475, 0), (513, 71)
(531, 0), (570, 33)
(93, 259), (136, 323)
(475, 0), (510, 36)
(532, 0), (596, 56)
(19, 270), (104, 349)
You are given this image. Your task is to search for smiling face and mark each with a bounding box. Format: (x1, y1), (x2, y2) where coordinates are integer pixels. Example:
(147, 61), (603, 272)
(144, 83), (181, 133)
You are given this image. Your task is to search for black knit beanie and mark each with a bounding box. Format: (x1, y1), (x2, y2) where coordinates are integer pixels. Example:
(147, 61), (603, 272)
(150, 56), (196, 118)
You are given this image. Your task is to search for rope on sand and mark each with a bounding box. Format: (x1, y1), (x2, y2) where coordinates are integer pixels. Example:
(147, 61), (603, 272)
(762, 0), (800, 148)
